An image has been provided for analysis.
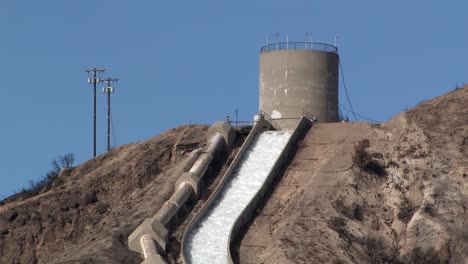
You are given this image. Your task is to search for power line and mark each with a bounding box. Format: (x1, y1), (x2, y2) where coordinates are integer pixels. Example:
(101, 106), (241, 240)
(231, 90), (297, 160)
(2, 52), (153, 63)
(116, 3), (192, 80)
(338, 105), (344, 120)
(338, 59), (358, 121)
(338, 58), (382, 123)
(339, 103), (381, 123)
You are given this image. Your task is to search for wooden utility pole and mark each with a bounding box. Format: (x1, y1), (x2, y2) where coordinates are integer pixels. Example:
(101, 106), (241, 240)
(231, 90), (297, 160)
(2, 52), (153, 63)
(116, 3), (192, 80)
(101, 77), (118, 151)
(86, 68), (105, 157)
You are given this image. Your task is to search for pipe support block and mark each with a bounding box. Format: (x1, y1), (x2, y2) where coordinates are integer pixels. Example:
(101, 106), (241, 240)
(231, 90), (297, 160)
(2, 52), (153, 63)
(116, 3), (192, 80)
(175, 172), (201, 197)
(188, 154), (212, 176)
(205, 121), (236, 150)
(141, 255), (168, 264)
(128, 218), (168, 256)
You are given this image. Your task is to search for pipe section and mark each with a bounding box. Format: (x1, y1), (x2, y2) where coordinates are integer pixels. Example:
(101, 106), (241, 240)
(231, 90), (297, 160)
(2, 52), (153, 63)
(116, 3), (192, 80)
(140, 234), (170, 264)
(141, 234), (159, 259)
(129, 122), (236, 264)
(188, 137), (220, 175)
(153, 182), (193, 226)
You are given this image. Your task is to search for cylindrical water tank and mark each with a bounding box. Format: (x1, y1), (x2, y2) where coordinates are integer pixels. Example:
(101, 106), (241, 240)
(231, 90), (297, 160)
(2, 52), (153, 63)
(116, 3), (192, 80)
(259, 42), (339, 130)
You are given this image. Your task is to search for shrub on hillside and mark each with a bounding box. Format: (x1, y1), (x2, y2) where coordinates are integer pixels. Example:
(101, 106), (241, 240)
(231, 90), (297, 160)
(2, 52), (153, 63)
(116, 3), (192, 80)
(334, 199), (364, 221)
(397, 196), (415, 224)
(405, 247), (442, 264)
(421, 202), (436, 217)
(360, 235), (387, 264)
(353, 139), (387, 177)
(21, 153), (75, 199)
(328, 216), (347, 236)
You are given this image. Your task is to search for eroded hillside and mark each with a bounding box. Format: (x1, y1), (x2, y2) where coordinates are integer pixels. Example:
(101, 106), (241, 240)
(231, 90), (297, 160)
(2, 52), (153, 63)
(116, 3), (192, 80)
(0, 125), (217, 263)
(238, 86), (467, 264)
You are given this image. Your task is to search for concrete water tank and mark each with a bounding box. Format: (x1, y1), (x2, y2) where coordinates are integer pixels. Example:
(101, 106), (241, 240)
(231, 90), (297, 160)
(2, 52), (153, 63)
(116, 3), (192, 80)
(259, 42), (339, 130)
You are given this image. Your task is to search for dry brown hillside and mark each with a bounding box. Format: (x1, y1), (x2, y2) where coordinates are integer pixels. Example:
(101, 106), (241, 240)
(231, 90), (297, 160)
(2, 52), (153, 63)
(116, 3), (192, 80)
(238, 85), (467, 264)
(0, 125), (246, 263)
(0, 86), (466, 264)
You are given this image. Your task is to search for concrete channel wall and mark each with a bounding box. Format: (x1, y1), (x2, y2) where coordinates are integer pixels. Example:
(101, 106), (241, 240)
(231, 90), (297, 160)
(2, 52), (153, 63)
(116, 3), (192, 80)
(226, 116), (311, 263)
(180, 117), (273, 264)
(128, 121), (236, 264)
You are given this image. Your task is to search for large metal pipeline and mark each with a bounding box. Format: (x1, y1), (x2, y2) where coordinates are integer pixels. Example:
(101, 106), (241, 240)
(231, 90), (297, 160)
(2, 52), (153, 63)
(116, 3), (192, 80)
(152, 182), (193, 226)
(140, 234), (165, 262)
(188, 133), (222, 176)
(128, 122), (235, 264)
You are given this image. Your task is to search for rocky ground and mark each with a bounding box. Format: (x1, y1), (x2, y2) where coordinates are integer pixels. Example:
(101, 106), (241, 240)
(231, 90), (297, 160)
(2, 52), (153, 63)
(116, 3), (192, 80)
(0, 86), (466, 264)
(238, 85), (467, 264)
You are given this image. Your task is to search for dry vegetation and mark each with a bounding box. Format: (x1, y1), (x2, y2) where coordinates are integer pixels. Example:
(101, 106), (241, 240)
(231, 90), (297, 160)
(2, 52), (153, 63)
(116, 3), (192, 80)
(0, 125), (212, 263)
(238, 86), (467, 264)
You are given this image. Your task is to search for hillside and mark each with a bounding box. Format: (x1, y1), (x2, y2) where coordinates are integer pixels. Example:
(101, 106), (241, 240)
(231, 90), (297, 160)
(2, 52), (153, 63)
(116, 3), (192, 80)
(0, 125), (238, 263)
(0, 85), (466, 264)
(238, 85), (467, 263)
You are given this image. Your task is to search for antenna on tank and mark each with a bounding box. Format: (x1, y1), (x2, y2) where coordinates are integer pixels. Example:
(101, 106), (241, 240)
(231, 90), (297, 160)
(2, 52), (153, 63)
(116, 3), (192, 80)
(305, 32), (313, 48)
(269, 32), (280, 49)
(85, 67), (105, 157)
(101, 77), (118, 152)
(235, 108), (238, 128)
(266, 33), (280, 51)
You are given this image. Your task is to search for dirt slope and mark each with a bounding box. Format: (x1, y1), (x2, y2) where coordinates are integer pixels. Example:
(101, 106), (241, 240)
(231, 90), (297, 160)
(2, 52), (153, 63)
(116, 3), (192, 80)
(0, 125), (214, 263)
(238, 86), (467, 263)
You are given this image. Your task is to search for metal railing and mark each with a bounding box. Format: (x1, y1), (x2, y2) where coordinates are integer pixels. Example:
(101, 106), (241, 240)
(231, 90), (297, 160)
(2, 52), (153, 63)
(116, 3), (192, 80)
(258, 110), (281, 130)
(260, 42), (338, 54)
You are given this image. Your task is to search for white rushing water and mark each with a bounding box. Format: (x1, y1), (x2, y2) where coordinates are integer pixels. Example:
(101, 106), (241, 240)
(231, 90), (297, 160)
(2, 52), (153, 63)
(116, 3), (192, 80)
(186, 130), (292, 264)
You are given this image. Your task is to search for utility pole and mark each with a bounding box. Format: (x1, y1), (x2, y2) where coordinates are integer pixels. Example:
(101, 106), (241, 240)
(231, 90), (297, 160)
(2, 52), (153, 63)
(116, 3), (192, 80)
(235, 108), (238, 128)
(86, 68), (105, 157)
(101, 77), (118, 151)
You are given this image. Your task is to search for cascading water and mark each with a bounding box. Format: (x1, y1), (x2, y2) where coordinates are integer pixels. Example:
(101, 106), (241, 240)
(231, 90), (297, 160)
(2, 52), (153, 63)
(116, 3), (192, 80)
(185, 130), (292, 264)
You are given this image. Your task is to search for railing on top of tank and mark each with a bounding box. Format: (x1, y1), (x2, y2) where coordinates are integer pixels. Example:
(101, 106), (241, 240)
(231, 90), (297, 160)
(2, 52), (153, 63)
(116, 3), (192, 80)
(260, 42), (338, 54)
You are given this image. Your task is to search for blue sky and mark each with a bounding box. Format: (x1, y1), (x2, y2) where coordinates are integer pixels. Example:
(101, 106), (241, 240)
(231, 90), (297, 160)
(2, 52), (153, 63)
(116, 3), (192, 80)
(1, 1), (466, 198)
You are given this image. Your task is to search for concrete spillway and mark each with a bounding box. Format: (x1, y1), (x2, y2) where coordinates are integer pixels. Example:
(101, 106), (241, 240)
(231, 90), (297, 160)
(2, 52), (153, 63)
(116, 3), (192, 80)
(185, 130), (292, 264)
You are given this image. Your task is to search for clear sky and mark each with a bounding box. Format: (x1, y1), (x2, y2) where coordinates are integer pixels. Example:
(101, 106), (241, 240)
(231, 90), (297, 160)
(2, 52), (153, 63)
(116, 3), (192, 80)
(1, 1), (467, 198)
